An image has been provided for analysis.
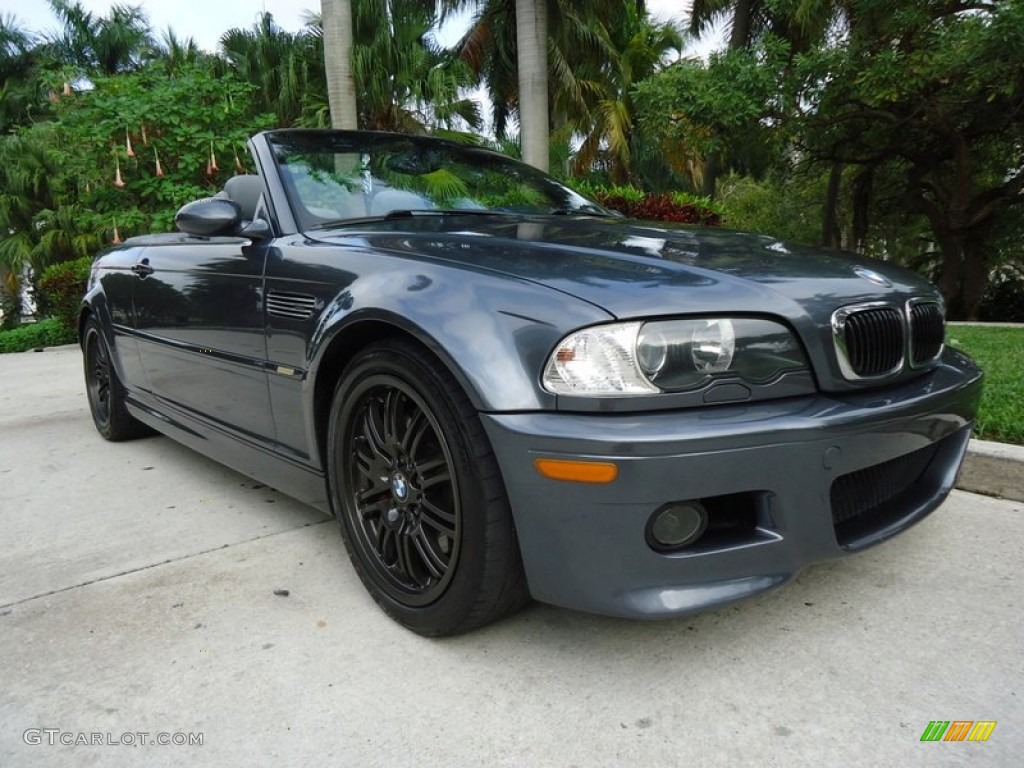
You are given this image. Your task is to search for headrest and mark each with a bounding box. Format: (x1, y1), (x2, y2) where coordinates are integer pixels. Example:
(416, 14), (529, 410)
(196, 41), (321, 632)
(223, 175), (263, 220)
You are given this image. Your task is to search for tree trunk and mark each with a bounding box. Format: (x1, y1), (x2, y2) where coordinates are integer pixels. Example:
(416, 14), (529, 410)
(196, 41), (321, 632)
(701, 152), (719, 199)
(961, 224), (993, 321)
(516, 0), (549, 172)
(729, 0), (755, 50)
(821, 161), (842, 248)
(851, 167), (873, 252)
(933, 223), (993, 321)
(551, 108), (570, 177)
(936, 230), (965, 318)
(322, 0), (358, 130)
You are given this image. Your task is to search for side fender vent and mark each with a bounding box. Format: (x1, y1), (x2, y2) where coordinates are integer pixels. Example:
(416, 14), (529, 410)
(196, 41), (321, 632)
(266, 291), (318, 320)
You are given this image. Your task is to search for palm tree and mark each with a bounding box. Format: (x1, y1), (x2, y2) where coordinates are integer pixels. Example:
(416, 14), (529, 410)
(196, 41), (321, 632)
(220, 13), (325, 127)
(455, 0), (620, 167)
(0, 14), (41, 133)
(156, 28), (203, 74)
(0, 130), (97, 327)
(350, 0), (481, 133)
(313, 1), (481, 134)
(321, 0), (358, 129)
(690, 0), (842, 51)
(571, 6), (683, 182)
(515, 0), (548, 170)
(0, 14), (32, 77)
(45, 0), (154, 76)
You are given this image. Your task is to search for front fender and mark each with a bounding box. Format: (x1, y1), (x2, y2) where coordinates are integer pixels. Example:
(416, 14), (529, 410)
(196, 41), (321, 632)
(80, 249), (145, 394)
(305, 259), (613, 412)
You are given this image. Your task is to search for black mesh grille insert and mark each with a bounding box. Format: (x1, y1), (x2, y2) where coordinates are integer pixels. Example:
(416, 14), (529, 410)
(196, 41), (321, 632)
(842, 307), (904, 376)
(910, 302), (944, 365)
(830, 441), (941, 543)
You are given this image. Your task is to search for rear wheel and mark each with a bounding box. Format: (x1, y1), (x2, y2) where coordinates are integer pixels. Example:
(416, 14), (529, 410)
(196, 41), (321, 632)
(82, 317), (151, 441)
(327, 339), (529, 636)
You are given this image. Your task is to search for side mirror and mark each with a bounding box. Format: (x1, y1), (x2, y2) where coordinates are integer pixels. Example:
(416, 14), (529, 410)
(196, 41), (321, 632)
(175, 198), (242, 237)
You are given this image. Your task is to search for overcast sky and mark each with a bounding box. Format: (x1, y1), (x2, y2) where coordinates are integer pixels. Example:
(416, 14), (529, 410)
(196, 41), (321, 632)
(7, 1), (701, 54)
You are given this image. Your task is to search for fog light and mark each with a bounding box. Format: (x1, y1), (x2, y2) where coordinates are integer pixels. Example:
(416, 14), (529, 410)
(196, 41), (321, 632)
(649, 501), (708, 550)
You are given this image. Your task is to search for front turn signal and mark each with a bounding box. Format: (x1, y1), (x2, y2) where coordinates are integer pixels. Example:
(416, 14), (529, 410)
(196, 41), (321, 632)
(534, 458), (619, 484)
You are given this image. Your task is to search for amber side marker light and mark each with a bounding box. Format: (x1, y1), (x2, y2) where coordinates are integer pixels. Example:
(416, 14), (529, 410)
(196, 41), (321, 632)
(534, 458), (619, 484)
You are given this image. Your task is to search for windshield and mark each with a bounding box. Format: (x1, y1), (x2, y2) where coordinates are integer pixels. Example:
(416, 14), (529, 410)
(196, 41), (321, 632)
(265, 131), (610, 230)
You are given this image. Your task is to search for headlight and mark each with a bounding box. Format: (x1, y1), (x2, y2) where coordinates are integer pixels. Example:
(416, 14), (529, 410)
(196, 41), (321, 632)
(541, 322), (659, 395)
(543, 318), (809, 397)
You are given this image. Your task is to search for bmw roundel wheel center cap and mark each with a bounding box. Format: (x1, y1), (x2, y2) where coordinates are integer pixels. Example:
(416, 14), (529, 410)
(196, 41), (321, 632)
(390, 471), (410, 503)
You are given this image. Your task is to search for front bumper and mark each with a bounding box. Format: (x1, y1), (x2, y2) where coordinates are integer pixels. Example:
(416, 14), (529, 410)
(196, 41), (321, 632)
(482, 348), (982, 619)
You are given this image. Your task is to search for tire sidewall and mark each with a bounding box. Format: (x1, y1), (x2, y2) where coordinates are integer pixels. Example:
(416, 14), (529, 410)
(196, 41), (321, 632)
(82, 316), (150, 442)
(83, 320), (114, 438)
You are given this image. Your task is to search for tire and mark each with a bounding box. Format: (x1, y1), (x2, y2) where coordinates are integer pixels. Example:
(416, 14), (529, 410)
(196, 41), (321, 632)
(327, 339), (529, 636)
(82, 317), (152, 441)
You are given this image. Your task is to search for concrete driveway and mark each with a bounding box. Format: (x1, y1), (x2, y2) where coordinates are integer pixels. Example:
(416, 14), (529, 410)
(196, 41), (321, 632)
(1, 345), (1021, 767)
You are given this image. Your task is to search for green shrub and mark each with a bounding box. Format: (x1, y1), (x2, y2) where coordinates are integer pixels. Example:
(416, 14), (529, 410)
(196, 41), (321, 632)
(573, 181), (647, 204)
(0, 318), (77, 353)
(978, 264), (1024, 323)
(36, 256), (94, 332)
(0, 280), (24, 330)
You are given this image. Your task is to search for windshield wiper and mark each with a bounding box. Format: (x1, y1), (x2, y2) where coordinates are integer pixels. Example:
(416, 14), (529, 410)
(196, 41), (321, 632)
(309, 209), (520, 229)
(548, 206), (615, 217)
(382, 208), (517, 219)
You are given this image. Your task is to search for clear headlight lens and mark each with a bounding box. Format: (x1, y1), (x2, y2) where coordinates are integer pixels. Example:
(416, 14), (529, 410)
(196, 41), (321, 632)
(689, 318), (736, 372)
(542, 322), (658, 395)
(636, 325), (669, 376)
(543, 318), (809, 397)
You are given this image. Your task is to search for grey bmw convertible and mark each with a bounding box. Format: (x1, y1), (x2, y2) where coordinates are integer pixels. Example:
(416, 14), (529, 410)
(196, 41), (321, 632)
(80, 129), (982, 635)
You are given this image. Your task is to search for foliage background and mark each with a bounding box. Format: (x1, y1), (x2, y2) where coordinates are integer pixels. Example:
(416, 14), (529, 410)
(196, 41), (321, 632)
(1, 0), (1021, 331)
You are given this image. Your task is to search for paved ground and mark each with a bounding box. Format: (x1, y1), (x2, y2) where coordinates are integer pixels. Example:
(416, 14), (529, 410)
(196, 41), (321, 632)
(1, 345), (1021, 767)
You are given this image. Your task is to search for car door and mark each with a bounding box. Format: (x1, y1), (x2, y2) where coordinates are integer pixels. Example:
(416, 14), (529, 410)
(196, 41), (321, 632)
(261, 241), (358, 465)
(131, 237), (275, 444)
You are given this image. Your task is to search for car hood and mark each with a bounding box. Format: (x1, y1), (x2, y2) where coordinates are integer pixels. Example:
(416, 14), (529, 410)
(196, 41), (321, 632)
(307, 215), (939, 321)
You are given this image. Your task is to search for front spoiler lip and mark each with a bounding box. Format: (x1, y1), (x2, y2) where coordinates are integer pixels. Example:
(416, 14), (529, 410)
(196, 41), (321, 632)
(481, 349), (981, 619)
(620, 573), (792, 617)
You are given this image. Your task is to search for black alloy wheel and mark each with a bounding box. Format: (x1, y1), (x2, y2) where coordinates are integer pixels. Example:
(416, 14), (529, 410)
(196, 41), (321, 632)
(82, 317), (151, 441)
(328, 339), (529, 636)
(86, 324), (113, 428)
(343, 377), (461, 605)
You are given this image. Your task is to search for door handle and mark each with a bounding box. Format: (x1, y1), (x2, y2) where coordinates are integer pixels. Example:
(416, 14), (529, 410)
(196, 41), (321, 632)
(131, 259), (153, 278)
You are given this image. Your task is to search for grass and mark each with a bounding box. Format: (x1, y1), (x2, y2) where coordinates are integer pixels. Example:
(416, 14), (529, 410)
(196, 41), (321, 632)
(0, 318), (77, 354)
(947, 325), (1024, 446)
